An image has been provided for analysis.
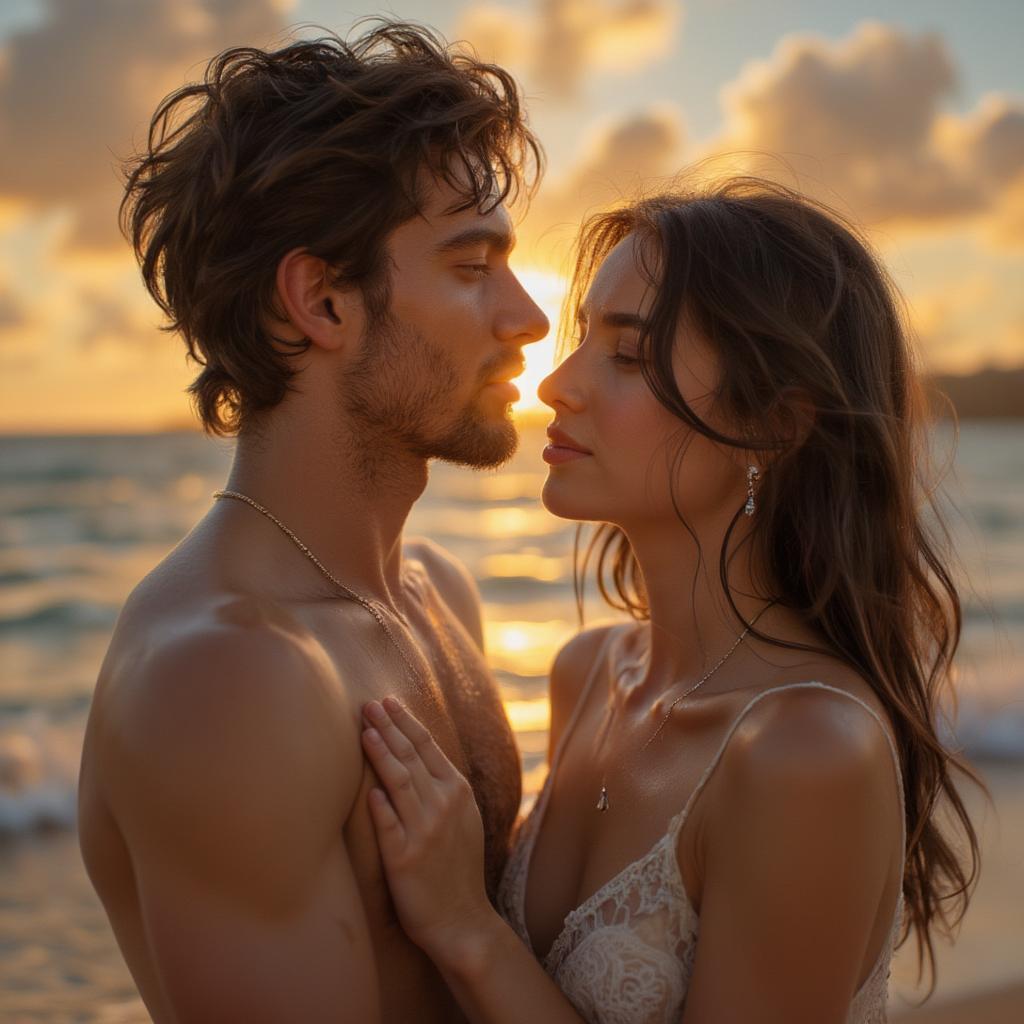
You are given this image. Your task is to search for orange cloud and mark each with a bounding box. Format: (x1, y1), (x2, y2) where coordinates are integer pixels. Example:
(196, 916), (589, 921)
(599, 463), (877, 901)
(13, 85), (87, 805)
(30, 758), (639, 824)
(703, 22), (1024, 234)
(0, 0), (290, 250)
(520, 107), (686, 265)
(455, 0), (680, 100)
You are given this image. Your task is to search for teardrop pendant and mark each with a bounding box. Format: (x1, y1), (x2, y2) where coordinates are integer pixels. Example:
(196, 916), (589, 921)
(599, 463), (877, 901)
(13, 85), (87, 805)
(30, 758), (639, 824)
(596, 786), (609, 812)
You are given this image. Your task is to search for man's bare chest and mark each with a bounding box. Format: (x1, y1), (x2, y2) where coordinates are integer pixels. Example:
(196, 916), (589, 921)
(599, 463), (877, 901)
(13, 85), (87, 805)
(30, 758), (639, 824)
(402, 596), (522, 894)
(312, 571), (522, 893)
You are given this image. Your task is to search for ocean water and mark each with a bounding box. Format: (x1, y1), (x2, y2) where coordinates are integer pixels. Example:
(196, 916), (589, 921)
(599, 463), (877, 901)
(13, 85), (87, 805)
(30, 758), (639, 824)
(0, 419), (1021, 1019)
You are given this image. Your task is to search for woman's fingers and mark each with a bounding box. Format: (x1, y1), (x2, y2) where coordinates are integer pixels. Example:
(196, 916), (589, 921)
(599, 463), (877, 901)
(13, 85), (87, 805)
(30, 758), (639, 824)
(380, 696), (457, 781)
(367, 787), (405, 860)
(361, 723), (427, 826)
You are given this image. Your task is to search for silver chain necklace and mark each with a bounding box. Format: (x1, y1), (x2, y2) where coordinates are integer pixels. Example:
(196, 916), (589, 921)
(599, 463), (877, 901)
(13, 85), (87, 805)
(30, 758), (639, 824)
(596, 599), (777, 812)
(211, 489), (424, 690)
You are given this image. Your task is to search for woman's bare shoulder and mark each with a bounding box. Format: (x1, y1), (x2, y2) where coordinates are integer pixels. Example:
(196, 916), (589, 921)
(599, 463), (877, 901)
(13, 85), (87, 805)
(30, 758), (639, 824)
(550, 622), (621, 696)
(548, 622), (630, 741)
(710, 681), (903, 852)
(728, 682), (897, 778)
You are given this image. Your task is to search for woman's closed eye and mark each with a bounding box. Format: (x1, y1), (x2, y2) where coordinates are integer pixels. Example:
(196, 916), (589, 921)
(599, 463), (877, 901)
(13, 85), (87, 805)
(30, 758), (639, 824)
(611, 351), (640, 366)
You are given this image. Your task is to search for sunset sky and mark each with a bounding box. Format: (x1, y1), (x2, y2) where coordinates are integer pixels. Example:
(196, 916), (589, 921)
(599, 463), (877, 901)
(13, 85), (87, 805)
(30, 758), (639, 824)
(1, 0), (1022, 433)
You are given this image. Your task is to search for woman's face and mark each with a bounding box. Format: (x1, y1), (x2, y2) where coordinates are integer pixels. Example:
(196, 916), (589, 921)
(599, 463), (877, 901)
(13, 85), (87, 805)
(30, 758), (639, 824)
(538, 233), (749, 530)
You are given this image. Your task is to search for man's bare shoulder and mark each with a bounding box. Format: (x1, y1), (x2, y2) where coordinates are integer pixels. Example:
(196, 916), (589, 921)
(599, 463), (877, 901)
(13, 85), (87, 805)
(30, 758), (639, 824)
(95, 603), (365, 869)
(114, 596), (355, 740)
(404, 536), (484, 649)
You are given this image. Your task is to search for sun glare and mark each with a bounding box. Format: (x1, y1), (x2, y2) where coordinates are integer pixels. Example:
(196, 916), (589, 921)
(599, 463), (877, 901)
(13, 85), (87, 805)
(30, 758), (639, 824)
(510, 269), (570, 414)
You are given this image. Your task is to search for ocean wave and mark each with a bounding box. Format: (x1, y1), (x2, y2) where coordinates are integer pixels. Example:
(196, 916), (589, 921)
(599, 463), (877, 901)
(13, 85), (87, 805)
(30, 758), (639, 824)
(0, 561), (93, 586)
(0, 711), (81, 836)
(0, 777), (77, 835)
(0, 599), (119, 634)
(479, 576), (572, 601)
(947, 695), (1024, 762)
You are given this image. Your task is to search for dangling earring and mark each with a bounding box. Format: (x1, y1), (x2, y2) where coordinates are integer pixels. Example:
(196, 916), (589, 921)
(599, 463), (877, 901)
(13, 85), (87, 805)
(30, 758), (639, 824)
(744, 465), (760, 516)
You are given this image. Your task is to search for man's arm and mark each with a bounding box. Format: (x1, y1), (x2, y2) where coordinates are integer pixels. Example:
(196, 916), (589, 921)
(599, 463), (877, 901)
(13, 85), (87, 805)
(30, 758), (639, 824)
(104, 618), (379, 1022)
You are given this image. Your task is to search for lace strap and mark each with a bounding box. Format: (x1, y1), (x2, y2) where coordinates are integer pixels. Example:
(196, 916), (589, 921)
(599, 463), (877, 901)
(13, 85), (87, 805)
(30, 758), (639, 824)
(668, 681), (906, 858)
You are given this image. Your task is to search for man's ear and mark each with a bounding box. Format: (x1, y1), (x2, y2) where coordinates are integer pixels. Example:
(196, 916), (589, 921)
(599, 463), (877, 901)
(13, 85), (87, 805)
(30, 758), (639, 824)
(271, 247), (365, 352)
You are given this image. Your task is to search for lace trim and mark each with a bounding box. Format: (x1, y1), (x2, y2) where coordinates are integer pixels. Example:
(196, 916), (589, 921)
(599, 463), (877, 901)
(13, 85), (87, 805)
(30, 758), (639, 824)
(544, 827), (698, 976)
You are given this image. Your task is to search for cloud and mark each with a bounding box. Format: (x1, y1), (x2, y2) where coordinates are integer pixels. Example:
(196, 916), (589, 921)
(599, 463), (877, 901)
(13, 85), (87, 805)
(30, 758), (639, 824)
(0, 0), (291, 250)
(520, 107), (686, 263)
(514, 21), (1024, 268)
(908, 274), (995, 370)
(702, 22), (1024, 233)
(0, 206), (199, 429)
(455, 0), (680, 100)
(941, 94), (1024, 187)
(0, 290), (25, 330)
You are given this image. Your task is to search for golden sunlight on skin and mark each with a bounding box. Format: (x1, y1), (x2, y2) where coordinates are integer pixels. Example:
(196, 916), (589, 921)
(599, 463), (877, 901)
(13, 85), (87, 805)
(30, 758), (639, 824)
(509, 268), (569, 413)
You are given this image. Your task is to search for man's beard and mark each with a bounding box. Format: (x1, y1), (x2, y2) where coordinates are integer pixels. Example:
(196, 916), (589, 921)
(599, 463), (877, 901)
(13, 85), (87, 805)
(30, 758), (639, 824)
(340, 311), (519, 471)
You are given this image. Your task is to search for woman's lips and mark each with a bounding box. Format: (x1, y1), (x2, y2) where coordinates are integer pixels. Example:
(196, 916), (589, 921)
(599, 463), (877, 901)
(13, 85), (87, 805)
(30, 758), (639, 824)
(542, 444), (591, 465)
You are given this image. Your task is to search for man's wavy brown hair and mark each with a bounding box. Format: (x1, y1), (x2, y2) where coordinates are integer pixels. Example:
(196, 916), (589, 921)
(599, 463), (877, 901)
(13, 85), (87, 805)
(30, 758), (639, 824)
(566, 175), (984, 995)
(119, 19), (543, 437)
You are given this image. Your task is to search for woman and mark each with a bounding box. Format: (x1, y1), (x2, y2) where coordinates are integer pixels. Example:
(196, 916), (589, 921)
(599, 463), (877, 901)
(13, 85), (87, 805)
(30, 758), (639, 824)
(359, 176), (982, 1023)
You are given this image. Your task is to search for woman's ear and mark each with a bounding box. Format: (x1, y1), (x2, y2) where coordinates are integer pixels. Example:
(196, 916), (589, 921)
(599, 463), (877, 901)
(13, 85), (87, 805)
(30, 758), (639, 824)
(776, 387), (817, 450)
(734, 387), (817, 472)
(270, 247), (365, 353)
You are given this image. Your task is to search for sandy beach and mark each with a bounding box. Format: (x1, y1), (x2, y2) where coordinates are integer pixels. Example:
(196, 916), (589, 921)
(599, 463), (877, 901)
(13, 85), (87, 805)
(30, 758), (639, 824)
(887, 760), (1024, 1022)
(893, 982), (1024, 1023)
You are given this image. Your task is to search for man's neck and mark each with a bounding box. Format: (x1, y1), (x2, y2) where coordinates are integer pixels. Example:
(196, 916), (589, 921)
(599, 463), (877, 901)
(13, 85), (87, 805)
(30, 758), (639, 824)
(219, 410), (430, 609)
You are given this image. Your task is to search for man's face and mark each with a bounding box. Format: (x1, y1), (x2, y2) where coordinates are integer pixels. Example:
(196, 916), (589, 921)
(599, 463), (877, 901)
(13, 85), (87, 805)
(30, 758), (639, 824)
(341, 176), (549, 469)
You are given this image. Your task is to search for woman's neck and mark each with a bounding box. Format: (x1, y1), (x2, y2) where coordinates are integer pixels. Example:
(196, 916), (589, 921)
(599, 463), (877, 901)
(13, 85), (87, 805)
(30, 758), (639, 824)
(619, 514), (800, 698)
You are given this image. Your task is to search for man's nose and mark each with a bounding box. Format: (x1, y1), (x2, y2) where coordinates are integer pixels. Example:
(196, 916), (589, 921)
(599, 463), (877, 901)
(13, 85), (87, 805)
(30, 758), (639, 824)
(500, 275), (550, 346)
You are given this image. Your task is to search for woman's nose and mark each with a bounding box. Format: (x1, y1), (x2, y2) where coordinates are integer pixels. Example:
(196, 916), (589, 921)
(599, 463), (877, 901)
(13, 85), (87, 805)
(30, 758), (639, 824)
(537, 355), (584, 412)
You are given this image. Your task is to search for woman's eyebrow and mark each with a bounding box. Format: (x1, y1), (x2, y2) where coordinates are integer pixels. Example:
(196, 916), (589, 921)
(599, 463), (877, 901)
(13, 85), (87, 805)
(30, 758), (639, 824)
(577, 308), (648, 330)
(432, 226), (516, 255)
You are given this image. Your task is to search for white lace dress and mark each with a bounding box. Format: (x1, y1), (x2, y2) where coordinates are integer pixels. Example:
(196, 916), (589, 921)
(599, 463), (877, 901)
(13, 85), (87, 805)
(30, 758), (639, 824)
(496, 627), (906, 1024)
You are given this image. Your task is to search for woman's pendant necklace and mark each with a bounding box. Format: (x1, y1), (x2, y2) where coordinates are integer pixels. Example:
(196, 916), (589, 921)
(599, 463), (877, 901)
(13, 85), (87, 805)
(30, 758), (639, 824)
(594, 602), (776, 812)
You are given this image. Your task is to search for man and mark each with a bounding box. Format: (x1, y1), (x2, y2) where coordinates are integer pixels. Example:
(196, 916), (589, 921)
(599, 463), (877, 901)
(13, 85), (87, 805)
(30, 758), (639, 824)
(77, 21), (548, 1022)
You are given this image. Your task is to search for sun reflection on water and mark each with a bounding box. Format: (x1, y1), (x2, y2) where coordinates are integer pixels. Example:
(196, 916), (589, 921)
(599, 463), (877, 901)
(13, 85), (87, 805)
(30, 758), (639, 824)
(484, 618), (576, 676)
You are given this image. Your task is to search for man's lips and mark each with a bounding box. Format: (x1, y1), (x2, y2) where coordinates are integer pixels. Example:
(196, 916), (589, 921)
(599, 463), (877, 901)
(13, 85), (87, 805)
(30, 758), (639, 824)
(484, 362), (526, 385)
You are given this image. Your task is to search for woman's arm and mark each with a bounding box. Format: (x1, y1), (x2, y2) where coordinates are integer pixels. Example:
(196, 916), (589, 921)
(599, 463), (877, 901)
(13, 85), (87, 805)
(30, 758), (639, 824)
(681, 688), (902, 1024)
(361, 697), (585, 1024)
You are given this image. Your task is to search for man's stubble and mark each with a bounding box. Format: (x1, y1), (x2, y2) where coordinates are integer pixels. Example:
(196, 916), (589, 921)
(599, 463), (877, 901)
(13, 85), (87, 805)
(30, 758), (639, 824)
(339, 310), (519, 482)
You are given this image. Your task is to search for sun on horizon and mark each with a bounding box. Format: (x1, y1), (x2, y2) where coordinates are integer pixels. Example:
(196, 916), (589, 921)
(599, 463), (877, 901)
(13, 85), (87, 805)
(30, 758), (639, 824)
(510, 268), (570, 416)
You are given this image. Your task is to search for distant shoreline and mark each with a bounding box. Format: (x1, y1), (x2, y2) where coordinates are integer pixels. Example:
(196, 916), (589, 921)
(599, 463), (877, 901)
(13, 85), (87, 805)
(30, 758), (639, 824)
(891, 980), (1024, 1022)
(927, 366), (1024, 421)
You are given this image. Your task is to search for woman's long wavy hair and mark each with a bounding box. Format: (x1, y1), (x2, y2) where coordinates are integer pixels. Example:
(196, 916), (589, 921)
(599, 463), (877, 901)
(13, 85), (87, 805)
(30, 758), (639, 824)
(565, 175), (984, 994)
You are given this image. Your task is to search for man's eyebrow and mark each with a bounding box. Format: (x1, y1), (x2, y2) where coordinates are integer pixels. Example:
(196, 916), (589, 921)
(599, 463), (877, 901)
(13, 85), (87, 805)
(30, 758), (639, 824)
(577, 308), (648, 330)
(433, 226), (516, 256)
